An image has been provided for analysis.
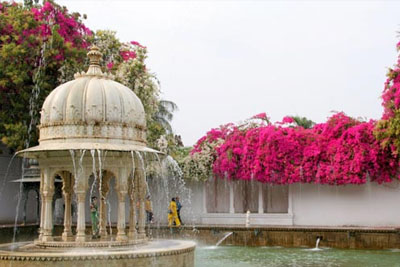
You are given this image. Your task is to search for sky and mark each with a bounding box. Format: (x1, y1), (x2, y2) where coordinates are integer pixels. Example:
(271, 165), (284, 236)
(57, 0), (400, 146)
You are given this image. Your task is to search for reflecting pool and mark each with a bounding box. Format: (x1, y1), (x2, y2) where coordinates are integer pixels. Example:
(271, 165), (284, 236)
(195, 245), (400, 267)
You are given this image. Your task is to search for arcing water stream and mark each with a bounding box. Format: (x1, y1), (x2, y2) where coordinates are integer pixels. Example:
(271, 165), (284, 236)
(216, 232), (233, 246)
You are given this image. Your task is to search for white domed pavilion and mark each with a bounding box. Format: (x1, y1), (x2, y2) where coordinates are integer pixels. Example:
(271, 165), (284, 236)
(19, 45), (157, 245)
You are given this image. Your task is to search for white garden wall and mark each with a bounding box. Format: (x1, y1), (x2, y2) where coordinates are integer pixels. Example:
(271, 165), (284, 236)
(183, 179), (400, 227)
(290, 181), (400, 227)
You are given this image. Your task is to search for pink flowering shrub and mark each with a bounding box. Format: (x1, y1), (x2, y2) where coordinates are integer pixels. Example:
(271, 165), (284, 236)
(31, 2), (91, 48)
(120, 50), (137, 61)
(280, 116), (295, 124)
(191, 112), (399, 185)
(0, 1), (92, 149)
(375, 46), (400, 156)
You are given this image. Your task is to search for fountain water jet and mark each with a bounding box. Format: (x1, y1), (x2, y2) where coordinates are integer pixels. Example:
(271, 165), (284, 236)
(0, 45), (195, 266)
(216, 232), (233, 246)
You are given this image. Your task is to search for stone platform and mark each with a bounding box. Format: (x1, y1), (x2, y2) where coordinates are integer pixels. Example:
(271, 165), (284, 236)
(0, 239), (195, 267)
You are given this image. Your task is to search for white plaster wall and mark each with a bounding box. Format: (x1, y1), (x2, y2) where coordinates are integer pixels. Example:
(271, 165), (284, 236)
(145, 179), (204, 225)
(180, 180), (204, 225)
(184, 179), (400, 227)
(290, 181), (400, 227)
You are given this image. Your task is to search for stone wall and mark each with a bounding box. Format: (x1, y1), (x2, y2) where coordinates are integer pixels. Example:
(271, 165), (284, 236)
(151, 225), (400, 249)
(1, 224), (400, 249)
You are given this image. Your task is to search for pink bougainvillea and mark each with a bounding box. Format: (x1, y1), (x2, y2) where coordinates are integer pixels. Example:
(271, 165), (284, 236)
(120, 50), (137, 61)
(30, 2), (91, 49)
(2, 1), (92, 66)
(281, 116), (294, 124)
(380, 67), (400, 120)
(191, 112), (399, 185)
(106, 62), (114, 70)
(130, 40), (146, 48)
(252, 112), (268, 120)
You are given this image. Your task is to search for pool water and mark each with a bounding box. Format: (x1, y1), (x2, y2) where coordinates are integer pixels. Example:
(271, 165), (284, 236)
(195, 245), (400, 267)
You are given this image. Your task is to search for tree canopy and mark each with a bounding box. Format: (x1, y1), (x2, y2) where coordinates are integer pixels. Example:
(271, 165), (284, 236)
(0, 1), (180, 152)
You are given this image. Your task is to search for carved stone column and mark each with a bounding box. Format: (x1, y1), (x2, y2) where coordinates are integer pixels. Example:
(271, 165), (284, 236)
(22, 188), (28, 225)
(75, 168), (87, 242)
(62, 171), (74, 241)
(35, 189), (40, 224)
(38, 172), (45, 240)
(135, 161), (146, 239)
(99, 173), (110, 240)
(75, 192), (86, 242)
(41, 168), (54, 242)
(128, 174), (137, 239)
(116, 167), (128, 242)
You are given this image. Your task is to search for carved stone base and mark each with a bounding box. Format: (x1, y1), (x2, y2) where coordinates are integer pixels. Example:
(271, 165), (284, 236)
(116, 235), (128, 242)
(137, 233), (146, 239)
(41, 235), (53, 242)
(75, 235), (86, 243)
(0, 240), (195, 267)
(35, 236), (147, 248)
(61, 233), (74, 242)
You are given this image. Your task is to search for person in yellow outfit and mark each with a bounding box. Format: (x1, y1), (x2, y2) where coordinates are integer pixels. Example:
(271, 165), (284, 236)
(168, 198), (181, 227)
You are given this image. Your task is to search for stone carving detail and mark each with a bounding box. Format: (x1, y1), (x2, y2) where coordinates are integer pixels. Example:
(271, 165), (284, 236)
(0, 246), (195, 261)
(40, 124), (146, 143)
(51, 106), (63, 121)
(107, 105), (120, 121)
(40, 108), (49, 124)
(69, 104), (81, 121)
(86, 104), (104, 122)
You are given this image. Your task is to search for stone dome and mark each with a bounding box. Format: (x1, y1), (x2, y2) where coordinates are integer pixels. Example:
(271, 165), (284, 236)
(20, 46), (158, 156)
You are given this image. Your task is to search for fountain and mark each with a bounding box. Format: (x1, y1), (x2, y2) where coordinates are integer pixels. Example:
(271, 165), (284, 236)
(310, 236), (322, 251)
(0, 46), (195, 266)
(215, 232), (233, 246)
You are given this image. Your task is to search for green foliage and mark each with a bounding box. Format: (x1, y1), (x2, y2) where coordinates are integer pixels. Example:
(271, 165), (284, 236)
(147, 120), (167, 148)
(375, 110), (400, 156)
(1, 123), (28, 151)
(153, 100), (178, 134)
(292, 116), (315, 129)
(93, 30), (179, 149)
(0, 1), (89, 150)
(0, 6), (180, 154)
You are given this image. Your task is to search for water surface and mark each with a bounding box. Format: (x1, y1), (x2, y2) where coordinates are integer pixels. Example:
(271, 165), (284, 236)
(195, 245), (400, 267)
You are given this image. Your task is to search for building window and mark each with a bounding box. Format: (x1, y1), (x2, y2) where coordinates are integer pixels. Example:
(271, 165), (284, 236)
(205, 178), (289, 214)
(233, 180), (258, 213)
(205, 178), (230, 213)
(262, 184), (289, 213)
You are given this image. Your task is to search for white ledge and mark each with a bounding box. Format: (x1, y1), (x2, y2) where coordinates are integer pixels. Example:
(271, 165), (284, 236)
(200, 213), (293, 226)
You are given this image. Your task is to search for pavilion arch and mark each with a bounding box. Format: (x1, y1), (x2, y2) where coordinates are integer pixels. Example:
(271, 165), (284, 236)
(36, 154), (148, 244)
(22, 186), (40, 224)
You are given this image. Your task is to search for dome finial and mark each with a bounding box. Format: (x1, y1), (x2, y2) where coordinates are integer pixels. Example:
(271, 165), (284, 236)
(86, 45), (103, 76)
(87, 45), (102, 66)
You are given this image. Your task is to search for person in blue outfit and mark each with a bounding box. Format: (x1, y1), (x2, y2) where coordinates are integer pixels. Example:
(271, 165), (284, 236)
(175, 196), (183, 225)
